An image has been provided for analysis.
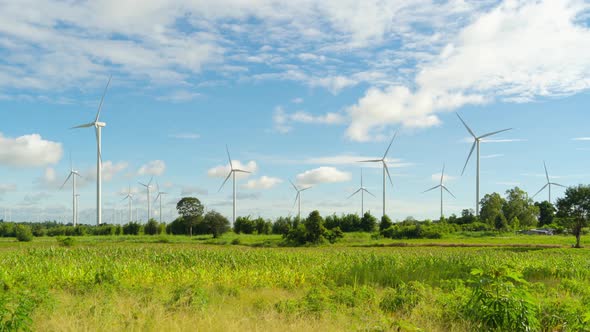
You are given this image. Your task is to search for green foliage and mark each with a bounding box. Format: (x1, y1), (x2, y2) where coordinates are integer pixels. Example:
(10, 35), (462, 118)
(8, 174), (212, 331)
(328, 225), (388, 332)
(303, 210), (325, 244)
(465, 267), (539, 331)
(15, 225), (33, 242)
(556, 185), (590, 248)
(203, 210), (230, 238)
(176, 197), (205, 236)
(480, 193), (506, 226)
(56, 237), (75, 247)
(535, 201), (556, 226)
(360, 211), (377, 232)
(503, 187), (539, 228)
(144, 218), (160, 235)
(379, 281), (425, 313)
(379, 214), (393, 232)
(234, 216), (255, 234)
(122, 222), (142, 235)
(0, 290), (44, 332)
(324, 227), (344, 244)
(271, 216), (292, 235)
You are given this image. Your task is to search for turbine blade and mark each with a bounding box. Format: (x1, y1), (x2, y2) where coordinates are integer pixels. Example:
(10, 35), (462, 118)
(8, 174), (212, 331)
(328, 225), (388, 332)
(478, 128), (512, 139)
(551, 182), (566, 188)
(442, 185), (456, 198)
(148, 176), (153, 186)
(461, 141), (476, 176)
(300, 186), (312, 192)
(71, 122), (94, 129)
(440, 163), (445, 185)
(383, 131), (397, 159)
(292, 192), (300, 208)
(234, 169), (251, 173)
(384, 163), (393, 187)
(532, 183), (549, 199)
(456, 113), (476, 138)
(422, 185), (440, 194)
(95, 75), (112, 122)
(363, 188), (376, 197)
(289, 179), (298, 191)
(218, 171), (232, 192)
(358, 159), (382, 163)
(543, 161), (550, 183)
(226, 145), (233, 169)
(60, 173), (73, 190)
(347, 188), (362, 199)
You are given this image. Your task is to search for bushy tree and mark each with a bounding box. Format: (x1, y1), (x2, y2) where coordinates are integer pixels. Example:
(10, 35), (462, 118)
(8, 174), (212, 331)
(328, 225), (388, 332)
(272, 217), (292, 235)
(234, 216), (255, 234)
(556, 185), (590, 248)
(503, 187), (539, 228)
(144, 218), (160, 235)
(535, 201), (556, 226)
(15, 224), (33, 242)
(360, 212), (377, 232)
(176, 197), (205, 236)
(123, 222), (142, 235)
(304, 210), (326, 244)
(480, 193), (506, 226)
(204, 210), (230, 238)
(379, 215), (393, 232)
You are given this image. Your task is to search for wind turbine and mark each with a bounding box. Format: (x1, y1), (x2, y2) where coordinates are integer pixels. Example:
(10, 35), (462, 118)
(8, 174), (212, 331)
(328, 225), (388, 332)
(75, 194), (80, 225)
(422, 164), (456, 220)
(347, 169), (375, 216)
(289, 180), (311, 220)
(456, 113), (512, 216)
(359, 132), (397, 218)
(154, 181), (167, 224)
(121, 186), (134, 223)
(532, 161), (565, 204)
(71, 75), (112, 226)
(139, 177), (154, 222)
(218, 145), (251, 225)
(60, 156), (82, 226)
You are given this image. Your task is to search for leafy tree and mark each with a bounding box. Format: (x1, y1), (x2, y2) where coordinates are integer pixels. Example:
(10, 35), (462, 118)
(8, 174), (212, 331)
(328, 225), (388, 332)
(234, 216), (255, 234)
(15, 224), (33, 242)
(304, 210), (326, 244)
(379, 214), (393, 232)
(535, 201), (556, 226)
(360, 212), (377, 232)
(458, 209), (476, 224)
(494, 214), (508, 231)
(203, 210), (230, 238)
(176, 197), (205, 236)
(479, 193), (506, 226)
(272, 217), (292, 235)
(324, 227), (344, 244)
(144, 218), (160, 235)
(556, 185), (590, 248)
(502, 187), (539, 228)
(123, 222), (142, 235)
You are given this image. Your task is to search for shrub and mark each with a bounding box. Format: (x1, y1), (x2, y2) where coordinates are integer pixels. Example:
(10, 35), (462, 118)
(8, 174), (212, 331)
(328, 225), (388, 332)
(15, 225), (33, 242)
(122, 222), (142, 235)
(379, 215), (393, 232)
(57, 237), (75, 247)
(324, 227), (344, 244)
(144, 219), (160, 235)
(379, 281), (425, 313)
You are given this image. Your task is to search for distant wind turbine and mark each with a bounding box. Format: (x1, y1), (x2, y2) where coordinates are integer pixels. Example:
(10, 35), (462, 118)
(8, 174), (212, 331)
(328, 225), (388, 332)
(347, 169), (375, 216)
(289, 180), (311, 220)
(422, 164), (456, 220)
(456, 113), (512, 216)
(60, 155), (82, 226)
(359, 132), (397, 218)
(71, 75), (112, 225)
(122, 186), (133, 223)
(154, 181), (167, 224)
(139, 177), (154, 222)
(532, 161), (565, 204)
(219, 145), (251, 225)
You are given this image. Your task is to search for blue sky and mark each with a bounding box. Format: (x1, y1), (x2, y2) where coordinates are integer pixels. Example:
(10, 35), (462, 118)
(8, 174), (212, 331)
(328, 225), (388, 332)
(1, 0), (590, 223)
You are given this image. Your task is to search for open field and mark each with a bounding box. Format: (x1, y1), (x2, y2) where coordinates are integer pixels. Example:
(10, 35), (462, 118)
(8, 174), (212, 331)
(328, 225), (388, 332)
(1, 234), (589, 331)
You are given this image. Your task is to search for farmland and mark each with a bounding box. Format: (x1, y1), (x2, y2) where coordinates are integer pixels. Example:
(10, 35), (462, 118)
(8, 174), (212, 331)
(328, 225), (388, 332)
(1, 234), (589, 331)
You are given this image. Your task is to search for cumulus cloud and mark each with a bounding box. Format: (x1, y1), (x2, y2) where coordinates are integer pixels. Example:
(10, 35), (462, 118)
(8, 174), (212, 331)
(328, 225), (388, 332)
(0, 133), (62, 167)
(138, 160), (166, 176)
(0, 184), (17, 196)
(207, 160), (257, 179)
(296, 167), (351, 186)
(273, 106), (345, 133)
(169, 133), (200, 139)
(242, 176), (283, 190)
(573, 137), (590, 141)
(157, 90), (201, 103)
(181, 185), (208, 196)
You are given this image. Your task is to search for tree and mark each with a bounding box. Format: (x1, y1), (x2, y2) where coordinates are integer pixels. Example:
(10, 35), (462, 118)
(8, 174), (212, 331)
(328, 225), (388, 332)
(15, 224), (33, 242)
(379, 215), (393, 232)
(479, 193), (506, 226)
(535, 201), (556, 227)
(502, 187), (539, 228)
(360, 212), (377, 232)
(176, 197), (205, 236)
(272, 217), (292, 235)
(494, 214), (508, 231)
(556, 185), (590, 248)
(144, 218), (160, 235)
(123, 222), (142, 235)
(304, 210), (326, 244)
(203, 210), (230, 238)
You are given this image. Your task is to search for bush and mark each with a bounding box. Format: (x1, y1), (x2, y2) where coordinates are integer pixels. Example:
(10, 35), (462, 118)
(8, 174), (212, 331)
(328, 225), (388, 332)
(57, 237), (75, 247)
(122, 222), (142, 235)
(15, 225), (33, 242)
(144, 219), (160, 235)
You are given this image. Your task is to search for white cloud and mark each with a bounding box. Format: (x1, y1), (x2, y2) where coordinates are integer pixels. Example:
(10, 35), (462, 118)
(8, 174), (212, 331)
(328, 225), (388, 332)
(137, 160), (166, 176)
(431, 172), (456, 183)
(291, 97), (304, 104)
(169, 133), (201, 139)
(273, 106), (345, 133)
(0, 184), (17, 195)
(481, 154), (504, 159)
(35, 167), (60, 189)
(180, 185), (208, 196)
(0, 133), (62, 167)
(243, 176), (283, 190)
(573, 137), (590, 141)
(157, 90), (201, 103)
(345, 0), (590, 141)
(296, 166), (351, 186)
(103, 161), (129, 181)
(207, 160), (257, 179)
(304, 154), (412, 168)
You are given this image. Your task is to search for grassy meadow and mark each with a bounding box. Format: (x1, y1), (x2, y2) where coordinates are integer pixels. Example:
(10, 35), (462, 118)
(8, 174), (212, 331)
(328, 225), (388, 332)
(1, 233), (589, 331)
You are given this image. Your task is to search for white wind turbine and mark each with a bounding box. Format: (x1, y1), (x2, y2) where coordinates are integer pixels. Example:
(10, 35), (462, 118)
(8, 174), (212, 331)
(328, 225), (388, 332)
(359, 132), (397, 218)
(289, 180), (311, 220)
(422, 164), (456, 220)
(456, 113), (512, 217)
(75, 194), (80, 224)
(154, 181), (167, 224)
(139, 177), (154, 222)
(122, 186), (134, 223)
(532, 161), (565, 204)
(71, 75), (112, 226)
(60, 156), (82, 226)
(219, 145), (251, 225)
(347, 169), (375, 216)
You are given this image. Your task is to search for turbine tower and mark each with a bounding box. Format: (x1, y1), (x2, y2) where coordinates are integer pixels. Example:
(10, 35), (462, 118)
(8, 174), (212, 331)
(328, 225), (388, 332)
(219, 145), (251, 225)
(422, 164), (456, 220)
(122, 186), (133, 223)
(347, 169), (375, 216)
(60, 156), (82, 226)
(289, 180), (311, 220)
(154, 181), (167, 224)
(71, 75), (112, 225)
(359, 132), (397, 218)
(75, 194), (80, 225)
(532, 161), (565, 204)
(139, 177), (154, 222)
(456, 113), (512, 216)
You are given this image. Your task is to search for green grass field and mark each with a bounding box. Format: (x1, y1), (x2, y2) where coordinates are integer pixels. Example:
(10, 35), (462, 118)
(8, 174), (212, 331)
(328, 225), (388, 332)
(1, 233), (589, 331)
